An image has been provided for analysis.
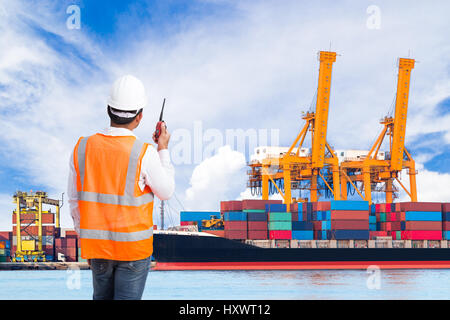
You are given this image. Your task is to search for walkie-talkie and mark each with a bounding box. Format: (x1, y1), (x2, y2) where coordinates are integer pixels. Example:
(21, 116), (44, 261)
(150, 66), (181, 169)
(154, 98), (166, 143)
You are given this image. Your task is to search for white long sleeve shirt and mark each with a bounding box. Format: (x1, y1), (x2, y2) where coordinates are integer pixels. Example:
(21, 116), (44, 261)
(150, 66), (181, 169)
(67, 127), (175, 234)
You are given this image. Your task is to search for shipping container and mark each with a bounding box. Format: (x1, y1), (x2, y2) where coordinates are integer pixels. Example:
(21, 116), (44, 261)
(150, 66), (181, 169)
(268, 221), (291, 230)
(330, 200), (369, 211)
(405, 211), (442, 221)
(292, 230), (314, 240)
(400, 202), (442, 212)
(330, 211), (369, 220)
(247, 230), (268, 240)
(268, 212), (292, 221)
(224, 221), (247, 230)
(269, 230), (291, 240)
(247, 221), (268, 230)
(223, 211), (247, 221)
(242, 199), (282, 210)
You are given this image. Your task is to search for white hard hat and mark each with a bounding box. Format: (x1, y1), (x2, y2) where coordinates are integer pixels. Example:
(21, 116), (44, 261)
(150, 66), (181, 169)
(107, 75), (147, 111)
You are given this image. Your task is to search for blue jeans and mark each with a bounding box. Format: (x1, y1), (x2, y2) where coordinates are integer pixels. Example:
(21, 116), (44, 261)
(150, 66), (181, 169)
(89, 256), (151, 300)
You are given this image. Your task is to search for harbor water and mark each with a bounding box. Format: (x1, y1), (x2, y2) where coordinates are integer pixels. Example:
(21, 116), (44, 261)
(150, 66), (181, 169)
(0, 269), (449, 299)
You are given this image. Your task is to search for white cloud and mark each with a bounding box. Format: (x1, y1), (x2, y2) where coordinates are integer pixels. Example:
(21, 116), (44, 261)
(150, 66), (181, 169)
(184, 145), (246, 210)
(397, 162), (450, 202)
(0, 0), (449, 231)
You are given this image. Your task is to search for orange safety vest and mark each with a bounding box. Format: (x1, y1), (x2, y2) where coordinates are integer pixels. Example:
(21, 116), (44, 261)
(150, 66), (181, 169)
(73, 133), (154, 261)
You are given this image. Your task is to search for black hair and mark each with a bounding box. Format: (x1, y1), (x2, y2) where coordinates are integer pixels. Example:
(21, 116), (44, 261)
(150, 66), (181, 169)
(107, 105), (143, 125)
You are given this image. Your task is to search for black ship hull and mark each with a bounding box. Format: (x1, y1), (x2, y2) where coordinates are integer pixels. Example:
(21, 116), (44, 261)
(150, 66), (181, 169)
(152, 232), (450, 270)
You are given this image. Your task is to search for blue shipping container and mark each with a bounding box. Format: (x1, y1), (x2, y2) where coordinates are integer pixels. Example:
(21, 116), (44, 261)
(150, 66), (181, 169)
(329, 230), (370, 240)
(405, 211), (442, 221)
(442, 212), (450, 221)
(321, 230), (328, 240)
(292, 221), (313, 231)
(224, 211), (247, 221)
(247, 212), (268, 221)
(180, 211), (220, 222)
(292, 230), (314, 240)
(369, 216), (377, 224)
(330, 200), (369, 211)
(369, 224), (377, 231)
(321, 221), (331, 230)
(443, 231), (450, 240)
(265, 203), (287, 212)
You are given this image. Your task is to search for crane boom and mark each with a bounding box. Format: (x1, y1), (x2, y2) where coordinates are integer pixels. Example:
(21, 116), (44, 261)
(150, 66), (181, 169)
(311, 51), (337, 168)
(391, 58), (415, 171)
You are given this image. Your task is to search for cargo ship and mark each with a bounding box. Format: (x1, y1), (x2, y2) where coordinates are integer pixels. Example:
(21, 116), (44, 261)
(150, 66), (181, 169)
(152, 200), (450, 270)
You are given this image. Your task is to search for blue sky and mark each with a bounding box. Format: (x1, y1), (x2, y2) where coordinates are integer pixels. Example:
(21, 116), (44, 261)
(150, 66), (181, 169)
(0, 0), (449, 230)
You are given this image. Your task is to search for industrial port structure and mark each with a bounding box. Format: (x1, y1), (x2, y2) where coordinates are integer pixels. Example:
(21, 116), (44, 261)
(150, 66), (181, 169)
(248, 51), (417, 210)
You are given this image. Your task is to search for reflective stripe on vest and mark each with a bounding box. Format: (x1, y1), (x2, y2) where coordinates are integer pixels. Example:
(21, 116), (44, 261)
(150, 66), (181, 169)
(76, 136), (154, 207)
(80, 228), (153, 242)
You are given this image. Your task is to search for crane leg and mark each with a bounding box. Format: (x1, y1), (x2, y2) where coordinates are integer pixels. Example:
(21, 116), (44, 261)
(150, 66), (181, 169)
(332, 164), (341, 200)
(409, 163), (418, 202)
(386, 179), (393, 203)
(310, 170), (318, 202)
(340, 172), (347, 200)
(362, 166), (372, 204)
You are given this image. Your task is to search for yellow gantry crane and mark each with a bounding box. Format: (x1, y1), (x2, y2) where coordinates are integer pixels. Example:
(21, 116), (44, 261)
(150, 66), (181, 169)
(340, 57), (417, 204)
(12, 191), (62, 262)
(248, 51), (341, 211)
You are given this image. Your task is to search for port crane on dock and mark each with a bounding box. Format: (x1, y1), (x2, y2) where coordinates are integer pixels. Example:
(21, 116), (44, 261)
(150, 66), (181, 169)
(340, 57), (417, 204)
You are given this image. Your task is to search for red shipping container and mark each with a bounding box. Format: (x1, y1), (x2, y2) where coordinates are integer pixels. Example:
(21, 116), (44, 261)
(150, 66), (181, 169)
(247, 230), (268, 240)
(66, 237), (77, 248)
(269, 230), (291, 240)
(316, 201), (331, 211)
(375, 204), (381, 213)
(180, 221), (196, 226)
(369, 231), (388, 239)
(247, 221), (268, 230)
(0, 231), (10, 241)
(291, 202), (298, 212)
(379, 203), (386, 213)
(13, 226), (55, 236)
(331, 220), (369, 230)
(443, 221), (450, 230)
(405, 221), (442, 231)
(400, 202), (442, 212)
(291, 212), (299, 221)
(242, 199), (282, 210)
(443, 203), (450, 213)
(225, 221), (247, 230)
(331, 211), (369, 220)
(390, 212), (396, 221)
(391, 221), (401, 230)
(225, 230), (247, 239)
(385, 203), (391, 213)
(401, 230), (442, 240)
(385, 222), (391, 231)
(13, 212), (54, 224)
(220, 200), (243, 212)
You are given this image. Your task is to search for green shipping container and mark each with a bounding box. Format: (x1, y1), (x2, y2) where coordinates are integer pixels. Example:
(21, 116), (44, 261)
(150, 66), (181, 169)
(268, 221), (291, 230)
(242, 209), (265, 213)
(380, 213), (386, 222)
(269, 212), (292, 222)
(0, 249), (5, 255)
(0, 256), (7, 262)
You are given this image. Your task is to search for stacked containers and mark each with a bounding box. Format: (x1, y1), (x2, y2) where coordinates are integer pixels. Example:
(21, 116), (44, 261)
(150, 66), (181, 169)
(54, 229), (78, 262)
(328, 201), (370, 240)
(0, 239), (11, 262)
(246, 206), (268, 240)
(224, 210), (248, 240)
(443, 203), (450, 240)
(267, 203), (292, 240)
(12, 211), (55, 260)
(373, 202), (406, 239)
(399, 202), (442, 240)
